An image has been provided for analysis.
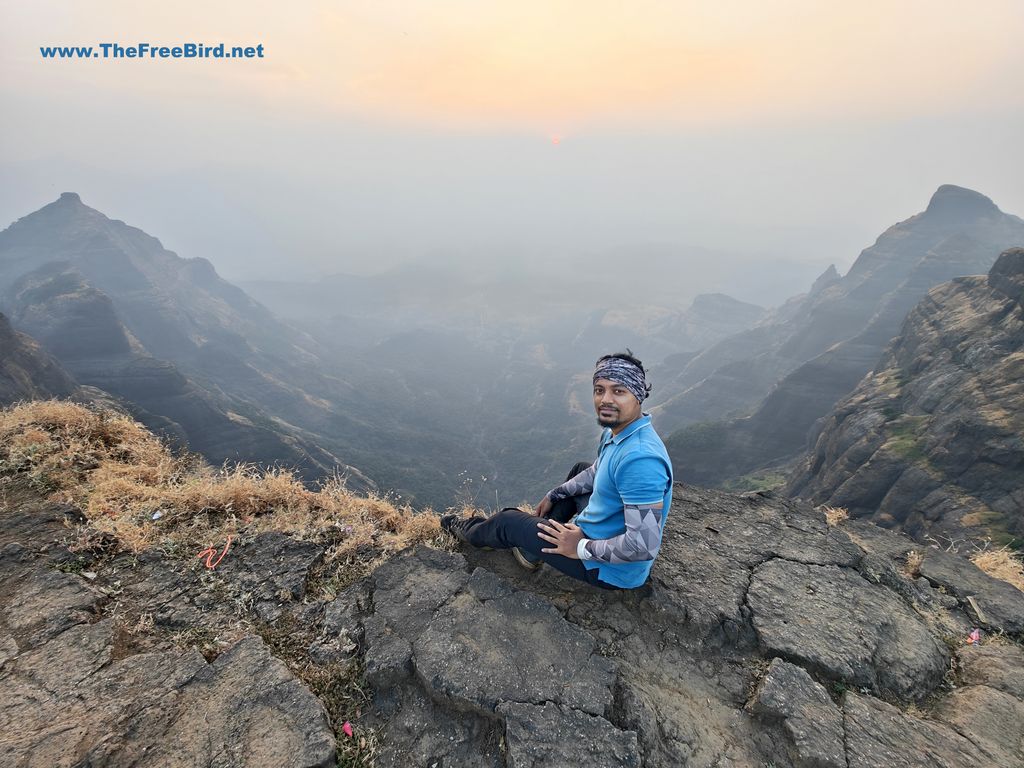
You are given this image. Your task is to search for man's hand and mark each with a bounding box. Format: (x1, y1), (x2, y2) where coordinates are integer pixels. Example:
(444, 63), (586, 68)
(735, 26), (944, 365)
(537, 519), (583, 558)
(534, 495), (553, 518)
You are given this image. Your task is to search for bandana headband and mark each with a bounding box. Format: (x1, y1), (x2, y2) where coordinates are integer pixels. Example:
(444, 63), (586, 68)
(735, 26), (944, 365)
(593, 357), (649, 403)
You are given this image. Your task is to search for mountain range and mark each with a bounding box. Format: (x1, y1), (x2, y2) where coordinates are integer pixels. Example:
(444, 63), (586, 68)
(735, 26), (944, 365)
(1, 192), (773, 507)
(3, 184), (1023, 767)
(0, 193), (382, 491)
(2, 186), (1023, 546)
(658, 185), (1024, 495)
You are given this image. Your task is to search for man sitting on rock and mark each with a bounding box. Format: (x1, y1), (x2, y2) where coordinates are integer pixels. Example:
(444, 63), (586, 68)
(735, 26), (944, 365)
(441, 351), (673, 589)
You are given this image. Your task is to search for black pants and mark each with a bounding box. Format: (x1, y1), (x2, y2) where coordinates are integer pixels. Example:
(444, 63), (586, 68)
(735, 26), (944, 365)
(548, 461), (593, 524)
(461, 462), (617, 589)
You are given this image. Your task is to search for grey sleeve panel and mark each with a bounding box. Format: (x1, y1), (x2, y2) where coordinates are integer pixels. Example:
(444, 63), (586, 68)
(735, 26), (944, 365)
(546, 464), (596, 502)
(584, 502), (664, 564)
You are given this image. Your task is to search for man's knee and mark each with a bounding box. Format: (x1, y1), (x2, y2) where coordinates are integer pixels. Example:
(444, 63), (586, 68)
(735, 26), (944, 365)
(566, 461), (590, 480)
(496, 507), (534, 524)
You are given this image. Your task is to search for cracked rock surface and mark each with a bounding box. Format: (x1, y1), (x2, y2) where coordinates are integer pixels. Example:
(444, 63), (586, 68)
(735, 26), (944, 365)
(2, 481), (1023, 767)
(747, 559), (949, 699)
(747, 658), (845, 768)
(0, 571), (336, 768)
(0, 496), (336, 768)
(498, 702), (642, 768)
(414, 584), (616, 715)
(362, 549), (628, 766)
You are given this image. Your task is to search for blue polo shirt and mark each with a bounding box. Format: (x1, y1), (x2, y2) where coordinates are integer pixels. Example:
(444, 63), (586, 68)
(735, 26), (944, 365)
(572, 413), (673, 588)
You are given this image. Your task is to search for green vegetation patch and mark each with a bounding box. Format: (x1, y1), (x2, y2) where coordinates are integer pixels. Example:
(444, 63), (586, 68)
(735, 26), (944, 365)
(721, 471), (788, 493)
(667, 420), (731, 462)
(883, 415), (930, 462)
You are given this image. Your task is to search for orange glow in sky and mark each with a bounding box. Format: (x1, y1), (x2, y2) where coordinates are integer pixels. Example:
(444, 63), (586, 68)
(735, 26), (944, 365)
(2, 0), (1022, 133)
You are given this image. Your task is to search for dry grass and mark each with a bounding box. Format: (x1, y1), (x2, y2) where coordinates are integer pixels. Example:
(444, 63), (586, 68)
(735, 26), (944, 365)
(971, 546), (1024, 592)
(822, 505), (849, 526)
(0, 400), (444, 571)
(904, 550), (924, 579)
(0, 400), (173, 496)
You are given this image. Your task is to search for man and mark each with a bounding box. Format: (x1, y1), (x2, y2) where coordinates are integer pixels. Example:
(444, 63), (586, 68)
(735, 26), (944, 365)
(441, 351), (673, 590)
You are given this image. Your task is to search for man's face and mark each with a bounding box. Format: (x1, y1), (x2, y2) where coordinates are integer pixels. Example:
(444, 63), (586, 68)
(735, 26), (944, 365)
(593, 377), (642, 433)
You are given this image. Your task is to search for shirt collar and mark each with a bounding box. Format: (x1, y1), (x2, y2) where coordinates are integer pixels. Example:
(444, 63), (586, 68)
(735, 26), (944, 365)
(607, 413), (652, 445)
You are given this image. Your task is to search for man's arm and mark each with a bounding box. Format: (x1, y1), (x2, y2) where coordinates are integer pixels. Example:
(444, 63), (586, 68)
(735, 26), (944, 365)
(537, 455), (670, 559)
(576, 501), (663, 563)
(579, 453), (669, 562)
(537, 503), (663, 562)
(545, 464), (596, 502)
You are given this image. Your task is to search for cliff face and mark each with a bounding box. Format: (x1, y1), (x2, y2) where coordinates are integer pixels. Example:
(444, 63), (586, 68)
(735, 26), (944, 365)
(660, 186), (1024, 489)
(3, 262), (356, 483)
(0, 312), (78, 405)
(786, 248), (1024, 546)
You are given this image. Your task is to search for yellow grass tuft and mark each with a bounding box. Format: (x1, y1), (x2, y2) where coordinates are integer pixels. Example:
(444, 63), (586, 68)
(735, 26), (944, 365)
(904, 550), (924, 578)
(0, 400), (170, 497)
(971, 546), (1024, 592)
(822, 505), (849, 526)
(0, 400), (447, 567)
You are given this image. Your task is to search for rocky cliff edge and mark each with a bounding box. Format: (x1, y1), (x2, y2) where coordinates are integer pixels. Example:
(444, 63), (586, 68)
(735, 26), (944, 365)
(2, 475), (1023, 767)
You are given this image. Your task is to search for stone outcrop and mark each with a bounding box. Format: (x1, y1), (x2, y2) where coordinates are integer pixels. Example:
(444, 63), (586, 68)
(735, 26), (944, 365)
(747, 559), (949, 699)
(786, 247), (1024, 545)
(353, 484), (1023, 767)
(747, 659), (845, 768)
(2, 473), (1023, 766)
(357, 549), (637, 767)
(0, 541), (336, 768)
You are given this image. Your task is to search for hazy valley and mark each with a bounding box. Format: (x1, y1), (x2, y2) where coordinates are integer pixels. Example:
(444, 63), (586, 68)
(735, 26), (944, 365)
(3, 185), (1021, 548)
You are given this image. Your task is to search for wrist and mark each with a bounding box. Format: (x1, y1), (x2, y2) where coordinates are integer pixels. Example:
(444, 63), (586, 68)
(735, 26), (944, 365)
(576, 538), (593, 561)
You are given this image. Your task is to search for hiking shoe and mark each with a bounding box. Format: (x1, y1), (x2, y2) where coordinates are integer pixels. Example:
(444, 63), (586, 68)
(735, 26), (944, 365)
(440, 514), (487, 547)
(512, 546), (541, 572)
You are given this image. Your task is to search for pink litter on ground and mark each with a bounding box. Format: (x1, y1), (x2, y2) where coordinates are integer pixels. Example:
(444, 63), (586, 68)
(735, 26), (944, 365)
(966, 628), (981, 644)
(195, 535), (233, 569)
(342, 721), (353, 737)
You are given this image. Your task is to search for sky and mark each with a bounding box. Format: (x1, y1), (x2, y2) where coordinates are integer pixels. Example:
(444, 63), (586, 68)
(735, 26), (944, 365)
(2, 1), (1023, 301)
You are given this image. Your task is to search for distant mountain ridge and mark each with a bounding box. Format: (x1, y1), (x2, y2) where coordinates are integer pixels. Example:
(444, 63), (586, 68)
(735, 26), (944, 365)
(241, 270), (767, 362)
(1, 193), (638, 507)
(0, 193), (372, 490)
(785, 247), (1024, 546)
(659, 185), (1024, 489)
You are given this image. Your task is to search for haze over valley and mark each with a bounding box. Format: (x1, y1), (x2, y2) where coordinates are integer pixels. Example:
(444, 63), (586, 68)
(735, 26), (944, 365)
(2, 184), (1022, 549)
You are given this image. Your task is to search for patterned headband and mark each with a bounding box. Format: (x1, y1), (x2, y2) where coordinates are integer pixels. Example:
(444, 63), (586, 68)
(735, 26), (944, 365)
(593, 357), (649, 403)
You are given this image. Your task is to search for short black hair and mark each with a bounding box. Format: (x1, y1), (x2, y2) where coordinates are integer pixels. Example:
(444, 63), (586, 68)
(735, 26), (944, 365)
(595, 349), (653, 397)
